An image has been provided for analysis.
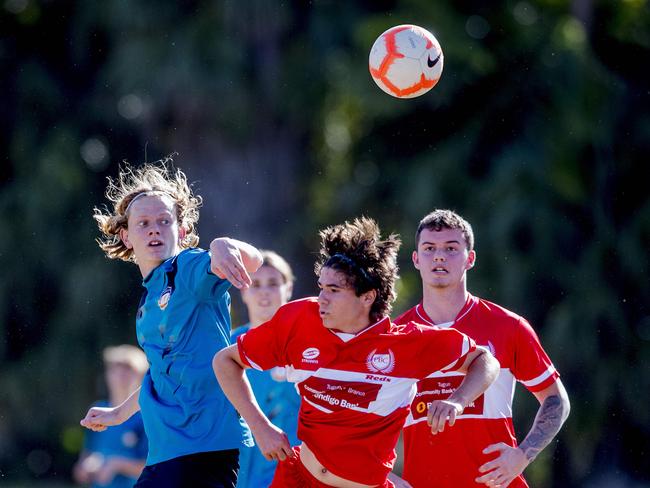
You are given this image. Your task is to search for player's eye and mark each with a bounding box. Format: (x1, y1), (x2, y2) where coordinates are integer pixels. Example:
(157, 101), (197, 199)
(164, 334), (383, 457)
(138, 220), (148, 227)
(160, 219), (170, 225)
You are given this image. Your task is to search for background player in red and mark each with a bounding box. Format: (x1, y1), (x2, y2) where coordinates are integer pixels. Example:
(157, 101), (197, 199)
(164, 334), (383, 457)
(391, 209), (570, 488)
(213, 217), (500, 488)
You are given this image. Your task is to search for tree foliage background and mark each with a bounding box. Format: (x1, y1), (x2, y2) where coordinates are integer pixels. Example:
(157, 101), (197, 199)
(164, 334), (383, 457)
(1, 0), (649, 486)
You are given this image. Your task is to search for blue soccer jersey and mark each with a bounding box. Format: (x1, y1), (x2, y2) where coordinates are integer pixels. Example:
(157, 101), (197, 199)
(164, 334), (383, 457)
(136, 248), (252, 466)
(83, 401), (147, 488)
(231, 324), (300, 488)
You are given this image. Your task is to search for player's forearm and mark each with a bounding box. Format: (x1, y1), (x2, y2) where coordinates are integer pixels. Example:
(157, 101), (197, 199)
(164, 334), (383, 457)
(115, 387), (142, 422)
(213, 238), (263, 274)
(235, 239), (263, 273)
(518, 391), (570, 462)
(213, 348), (272, 433)
(449, 350), (499, 409)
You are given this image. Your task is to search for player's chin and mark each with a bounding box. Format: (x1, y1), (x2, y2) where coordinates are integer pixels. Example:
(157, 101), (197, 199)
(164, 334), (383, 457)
(320, 314), (335, 328)
(428, 278), (450, 288)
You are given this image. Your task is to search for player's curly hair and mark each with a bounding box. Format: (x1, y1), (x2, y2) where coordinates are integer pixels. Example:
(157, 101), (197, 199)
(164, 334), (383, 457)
(93, 157), (202, 262)
(315, 217), (401, 323)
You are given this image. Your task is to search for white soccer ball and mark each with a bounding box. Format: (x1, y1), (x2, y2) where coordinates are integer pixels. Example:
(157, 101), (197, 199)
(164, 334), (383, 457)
(369, 24), (444, 99)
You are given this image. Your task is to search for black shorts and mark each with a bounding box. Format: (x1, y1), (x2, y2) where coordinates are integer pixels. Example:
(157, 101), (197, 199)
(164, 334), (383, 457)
(134, 449), (239, 488)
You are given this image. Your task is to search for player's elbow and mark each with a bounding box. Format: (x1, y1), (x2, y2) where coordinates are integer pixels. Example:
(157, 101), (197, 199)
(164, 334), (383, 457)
(242, 245), (263, 274)
(476, 347), (500, 386)
(213, 345), (244, 380)
(212, 348), (229, 380)
(557, 380), (571, 422)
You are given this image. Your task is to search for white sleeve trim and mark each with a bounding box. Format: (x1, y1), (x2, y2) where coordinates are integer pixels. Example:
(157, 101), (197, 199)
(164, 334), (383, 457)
(519, 365), (557, 388)
(244, 354), (264, 371)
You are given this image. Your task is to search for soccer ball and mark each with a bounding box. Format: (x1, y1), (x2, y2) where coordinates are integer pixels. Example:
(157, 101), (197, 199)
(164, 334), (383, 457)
(369, 24), (444, 99)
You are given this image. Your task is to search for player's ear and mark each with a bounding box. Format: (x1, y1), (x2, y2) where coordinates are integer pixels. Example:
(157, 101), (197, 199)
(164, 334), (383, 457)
(362, 289), (377, 306)
(285, 280), (294, 301)
(178, 226), (187, 243)
(120, 228), (133, 249)
(412, 250), (420, 269)
(466, 250), (476, 270)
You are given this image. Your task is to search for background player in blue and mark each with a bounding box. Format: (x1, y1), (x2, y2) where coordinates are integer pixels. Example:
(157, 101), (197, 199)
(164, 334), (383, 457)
(74, 345), (148, 488)
(231, 250), (300, 488)
(80, 160), (263, 488)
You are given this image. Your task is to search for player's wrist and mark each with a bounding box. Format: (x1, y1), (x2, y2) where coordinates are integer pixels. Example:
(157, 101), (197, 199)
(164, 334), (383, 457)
(113, 404), (130, 424)
(247, 415), (275, 435)
(516, 444), (535, 465)
(446, 394), (468, 412)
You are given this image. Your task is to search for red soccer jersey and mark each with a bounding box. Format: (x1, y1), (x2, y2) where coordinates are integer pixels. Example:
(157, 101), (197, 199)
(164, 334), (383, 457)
(394, 294), (559, 488)
(237, 297), (476, 486)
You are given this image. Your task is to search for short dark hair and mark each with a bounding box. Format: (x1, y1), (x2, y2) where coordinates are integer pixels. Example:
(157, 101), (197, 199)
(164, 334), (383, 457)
(315, 217), (401, 323)
(415, 209), (474, 251)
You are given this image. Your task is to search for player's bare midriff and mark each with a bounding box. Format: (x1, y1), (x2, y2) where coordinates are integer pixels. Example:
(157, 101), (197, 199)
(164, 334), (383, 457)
(300, 442), (380, 488)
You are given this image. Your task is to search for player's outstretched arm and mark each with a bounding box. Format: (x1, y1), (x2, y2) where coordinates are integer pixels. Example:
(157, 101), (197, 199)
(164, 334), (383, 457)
(80, 386), (141, 432)
(213, 345), (293, 461)
(209, 238), (263, 290)
(428, 348), (499, 435)
(476, 379), (570, 487)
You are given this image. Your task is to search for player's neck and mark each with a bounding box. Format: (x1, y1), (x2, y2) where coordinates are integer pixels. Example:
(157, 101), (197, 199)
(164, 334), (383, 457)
(421, 284), (469, 325)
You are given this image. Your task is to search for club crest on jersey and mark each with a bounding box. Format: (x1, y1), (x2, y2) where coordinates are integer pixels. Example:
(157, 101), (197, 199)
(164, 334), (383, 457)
(302, 347), (320, 364)
(158, 286), (173, 310)
(366, 349), (395, 374)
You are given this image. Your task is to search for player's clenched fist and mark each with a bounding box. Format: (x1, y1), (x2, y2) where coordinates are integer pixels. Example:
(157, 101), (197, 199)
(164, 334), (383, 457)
(80, 405), (124, 432)
(251, 422), (294, 462)
(209, 238), (254, 290)
(427, 399), (463, 435)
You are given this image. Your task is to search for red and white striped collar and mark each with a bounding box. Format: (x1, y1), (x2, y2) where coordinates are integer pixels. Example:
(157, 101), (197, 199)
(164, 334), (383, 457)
(415, 294), (477, 328)
(329, 316), (391, 342)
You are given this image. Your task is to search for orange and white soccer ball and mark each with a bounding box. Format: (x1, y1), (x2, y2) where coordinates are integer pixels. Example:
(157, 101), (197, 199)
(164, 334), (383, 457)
(369, 24), (444, 99)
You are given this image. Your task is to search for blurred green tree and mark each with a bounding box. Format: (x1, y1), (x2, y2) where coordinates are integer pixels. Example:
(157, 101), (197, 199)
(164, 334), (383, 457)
(0, 0), (648, 486)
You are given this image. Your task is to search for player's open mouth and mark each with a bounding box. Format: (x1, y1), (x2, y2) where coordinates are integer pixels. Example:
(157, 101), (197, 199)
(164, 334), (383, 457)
(148, 240), (163, 247)
(432, 267), (448, 273)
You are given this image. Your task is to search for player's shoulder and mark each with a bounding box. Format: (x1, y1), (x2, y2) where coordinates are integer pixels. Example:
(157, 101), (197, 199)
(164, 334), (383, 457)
(388, 319), (440, 336)
(162, 248), (210, 281)
(393, 305), (419, 326)
(277, 297), (320, 319)
(175, 247), (208, 266)
(474, 296), (530, 330)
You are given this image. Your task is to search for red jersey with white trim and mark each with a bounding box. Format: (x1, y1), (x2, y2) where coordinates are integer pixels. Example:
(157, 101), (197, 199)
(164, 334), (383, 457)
(394, 294), (559, 488)
(237, 297), (476, 486)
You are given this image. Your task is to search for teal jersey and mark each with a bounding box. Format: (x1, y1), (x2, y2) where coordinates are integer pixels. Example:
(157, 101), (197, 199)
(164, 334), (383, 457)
(136, 248), (252, 466)
(231, 324), (300, 488)
(83, 401), (147, 488)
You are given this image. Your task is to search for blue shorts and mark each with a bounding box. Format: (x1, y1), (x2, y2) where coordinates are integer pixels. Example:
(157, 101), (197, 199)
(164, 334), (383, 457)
(134, 450), (239, 488)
